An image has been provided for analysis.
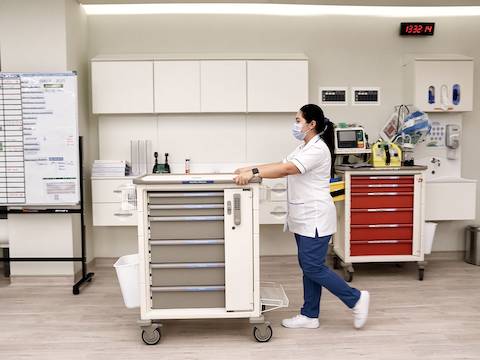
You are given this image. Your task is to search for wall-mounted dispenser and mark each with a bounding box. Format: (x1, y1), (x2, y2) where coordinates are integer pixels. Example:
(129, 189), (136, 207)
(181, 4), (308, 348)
(403, 55), (473, 113)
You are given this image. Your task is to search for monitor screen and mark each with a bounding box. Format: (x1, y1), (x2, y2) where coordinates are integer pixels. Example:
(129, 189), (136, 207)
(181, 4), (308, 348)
(338, 130), (356, 142)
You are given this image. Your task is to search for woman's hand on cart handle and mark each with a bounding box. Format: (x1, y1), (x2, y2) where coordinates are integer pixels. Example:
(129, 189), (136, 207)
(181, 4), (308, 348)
(234, 171), (254, 185)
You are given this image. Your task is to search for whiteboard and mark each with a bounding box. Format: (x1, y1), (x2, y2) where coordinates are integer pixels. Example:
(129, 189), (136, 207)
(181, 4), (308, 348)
(0, 72), (80, 206)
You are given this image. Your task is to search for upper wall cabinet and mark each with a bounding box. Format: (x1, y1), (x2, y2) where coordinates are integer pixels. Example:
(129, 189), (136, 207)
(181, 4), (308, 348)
(247, 60), (309, 112)
(154, 61), (201, 113)
(403, 55), (474, 112)
(200, 60), (247, 112)
(91, 61), (154, 114)
(91, 55), (309, 114)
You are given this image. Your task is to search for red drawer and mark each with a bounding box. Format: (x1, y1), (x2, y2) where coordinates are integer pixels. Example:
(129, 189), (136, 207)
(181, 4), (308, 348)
(351, 184), (414, 193)
(350, 240), (412, 256)
(350, 224), (413, 241)
(351, 176), (414, 186)
(351, 209), (413, 225)
(351, 192), (413, 209)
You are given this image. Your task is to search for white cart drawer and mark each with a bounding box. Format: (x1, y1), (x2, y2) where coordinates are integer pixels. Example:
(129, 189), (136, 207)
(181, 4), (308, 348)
(92, 203), (137, 226)
(260, 202), (287, 224)
(92, 178), (134, 203)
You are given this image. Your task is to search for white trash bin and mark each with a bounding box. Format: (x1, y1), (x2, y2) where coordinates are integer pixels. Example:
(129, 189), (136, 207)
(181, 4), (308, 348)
(114, 253), (140, 308)
(424, 222), (438, 255)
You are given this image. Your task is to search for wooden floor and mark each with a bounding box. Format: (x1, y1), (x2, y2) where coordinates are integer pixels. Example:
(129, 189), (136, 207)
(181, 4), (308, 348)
(1, 256), (479, 360)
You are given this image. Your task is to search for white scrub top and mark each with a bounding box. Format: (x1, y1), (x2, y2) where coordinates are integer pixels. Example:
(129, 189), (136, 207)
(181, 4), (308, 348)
(283, 134), (337, 238)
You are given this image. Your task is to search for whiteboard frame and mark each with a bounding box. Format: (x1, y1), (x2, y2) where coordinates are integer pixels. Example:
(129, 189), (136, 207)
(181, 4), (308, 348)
(0, 71), (80, 207)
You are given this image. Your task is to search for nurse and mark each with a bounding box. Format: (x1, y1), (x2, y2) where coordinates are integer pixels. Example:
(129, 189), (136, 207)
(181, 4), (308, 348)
(234, 104), (370, 329)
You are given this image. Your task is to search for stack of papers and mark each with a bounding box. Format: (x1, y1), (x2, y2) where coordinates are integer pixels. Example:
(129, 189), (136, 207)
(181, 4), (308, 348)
(92, 160), (131, 177)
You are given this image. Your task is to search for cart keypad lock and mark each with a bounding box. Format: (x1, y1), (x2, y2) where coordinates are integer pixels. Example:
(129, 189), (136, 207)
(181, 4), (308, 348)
(233, 194), (241, 225)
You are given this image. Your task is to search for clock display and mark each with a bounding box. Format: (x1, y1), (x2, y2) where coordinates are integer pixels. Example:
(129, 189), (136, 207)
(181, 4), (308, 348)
(400, 22), (435, 36)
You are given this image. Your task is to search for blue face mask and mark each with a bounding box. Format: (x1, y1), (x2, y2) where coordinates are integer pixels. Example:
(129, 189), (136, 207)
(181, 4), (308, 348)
(292, 122), (312, 141)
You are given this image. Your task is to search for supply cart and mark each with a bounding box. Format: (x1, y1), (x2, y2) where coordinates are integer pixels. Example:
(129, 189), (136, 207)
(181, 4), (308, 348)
(133, 174), (288, 345)
(333, 166), (427, 282)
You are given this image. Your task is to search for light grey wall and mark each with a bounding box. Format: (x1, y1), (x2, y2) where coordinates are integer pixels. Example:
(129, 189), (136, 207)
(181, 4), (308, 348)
(0, 0), (67, 71)
(87, 13), (480, 257)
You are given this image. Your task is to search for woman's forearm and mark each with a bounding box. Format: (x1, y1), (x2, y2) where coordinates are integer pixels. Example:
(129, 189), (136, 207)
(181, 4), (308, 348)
(257, 162), (299, 178)
(236, 162), (281, 173)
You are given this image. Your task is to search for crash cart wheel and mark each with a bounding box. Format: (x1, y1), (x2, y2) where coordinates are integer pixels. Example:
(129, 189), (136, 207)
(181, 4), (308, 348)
(253, 325), (273, 343)
(142, 328), (161, 345)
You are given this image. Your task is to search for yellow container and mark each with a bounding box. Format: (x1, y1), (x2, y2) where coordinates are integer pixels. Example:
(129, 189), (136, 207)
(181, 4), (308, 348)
(330, 181), (345, 202)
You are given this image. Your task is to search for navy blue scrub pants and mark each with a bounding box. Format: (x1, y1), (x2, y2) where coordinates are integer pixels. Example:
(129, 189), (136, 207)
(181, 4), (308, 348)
(295, 231), (361, 318)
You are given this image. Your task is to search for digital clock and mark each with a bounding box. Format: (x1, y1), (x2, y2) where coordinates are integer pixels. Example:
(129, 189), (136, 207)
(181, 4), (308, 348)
(400, 22), (435, 36)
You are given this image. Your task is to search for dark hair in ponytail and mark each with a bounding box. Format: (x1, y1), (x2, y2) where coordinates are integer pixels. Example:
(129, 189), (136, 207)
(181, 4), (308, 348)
(299, 104), (336, 177)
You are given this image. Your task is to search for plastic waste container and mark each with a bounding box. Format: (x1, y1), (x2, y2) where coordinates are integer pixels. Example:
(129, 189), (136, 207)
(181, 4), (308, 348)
(424, 222), (437, 255)
(114, 253), (140, 308)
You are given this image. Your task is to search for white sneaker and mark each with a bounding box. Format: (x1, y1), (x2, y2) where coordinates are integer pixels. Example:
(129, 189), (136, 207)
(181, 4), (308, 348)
(352, 290), (370, 329)
(281, 314), (319, 329)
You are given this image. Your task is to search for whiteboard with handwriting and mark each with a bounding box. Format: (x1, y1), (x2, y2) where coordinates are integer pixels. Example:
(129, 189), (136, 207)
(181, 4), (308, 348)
(0, 72), (79, 206)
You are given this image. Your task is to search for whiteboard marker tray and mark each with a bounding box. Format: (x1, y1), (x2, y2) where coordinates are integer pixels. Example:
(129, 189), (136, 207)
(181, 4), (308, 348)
(260, 282), (289, 313)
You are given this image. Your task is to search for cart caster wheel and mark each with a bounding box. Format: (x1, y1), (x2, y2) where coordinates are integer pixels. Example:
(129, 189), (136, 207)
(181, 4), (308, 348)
(344, 270), (353, 283)
(142, 328), (161, 345)
(72, 287), (79, 295)
(253, 325), (273, 343)
(333, 255), (341, 270)
(418, 268), (424, 281)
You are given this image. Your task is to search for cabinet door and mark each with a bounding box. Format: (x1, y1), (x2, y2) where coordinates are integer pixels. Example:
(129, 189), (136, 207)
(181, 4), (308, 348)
(224, 188), (253, 311)
(154, 61), (201, 113)
(91, 61), (154, 114)
(200, 60), (247, 112)
(247, 60), (308, 112)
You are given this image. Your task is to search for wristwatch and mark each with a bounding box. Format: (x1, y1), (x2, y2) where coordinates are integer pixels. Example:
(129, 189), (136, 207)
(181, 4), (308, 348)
(251, 167), (261, 178)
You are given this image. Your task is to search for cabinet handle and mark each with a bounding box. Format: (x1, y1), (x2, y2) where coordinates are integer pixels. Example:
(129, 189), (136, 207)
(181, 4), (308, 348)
(151, 262), (225, 269)
(150, 239), (225, 246)
(270, 211), (287, 215)
(363, 208), (409, 212)
(367, 240), (399, 244)
(367, 176), (401, 180)
(151, 286), (225, 292)
(149, 216), (224, 222)
(149, 204), (224, 210)
(114, 212), (133, 217)
(358, 192), (413, 196)
(351, 224), (412, 228)
(149, 192), (223, 198)
(113, 190), (122, 194)
(367, 224), (400, 228)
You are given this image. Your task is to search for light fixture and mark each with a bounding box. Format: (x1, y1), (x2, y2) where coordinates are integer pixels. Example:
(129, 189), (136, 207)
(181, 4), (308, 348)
(82, 3), (480, 17)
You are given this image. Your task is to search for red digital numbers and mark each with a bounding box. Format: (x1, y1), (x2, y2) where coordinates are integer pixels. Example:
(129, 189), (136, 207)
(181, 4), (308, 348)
(401, 22), (435, 36)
